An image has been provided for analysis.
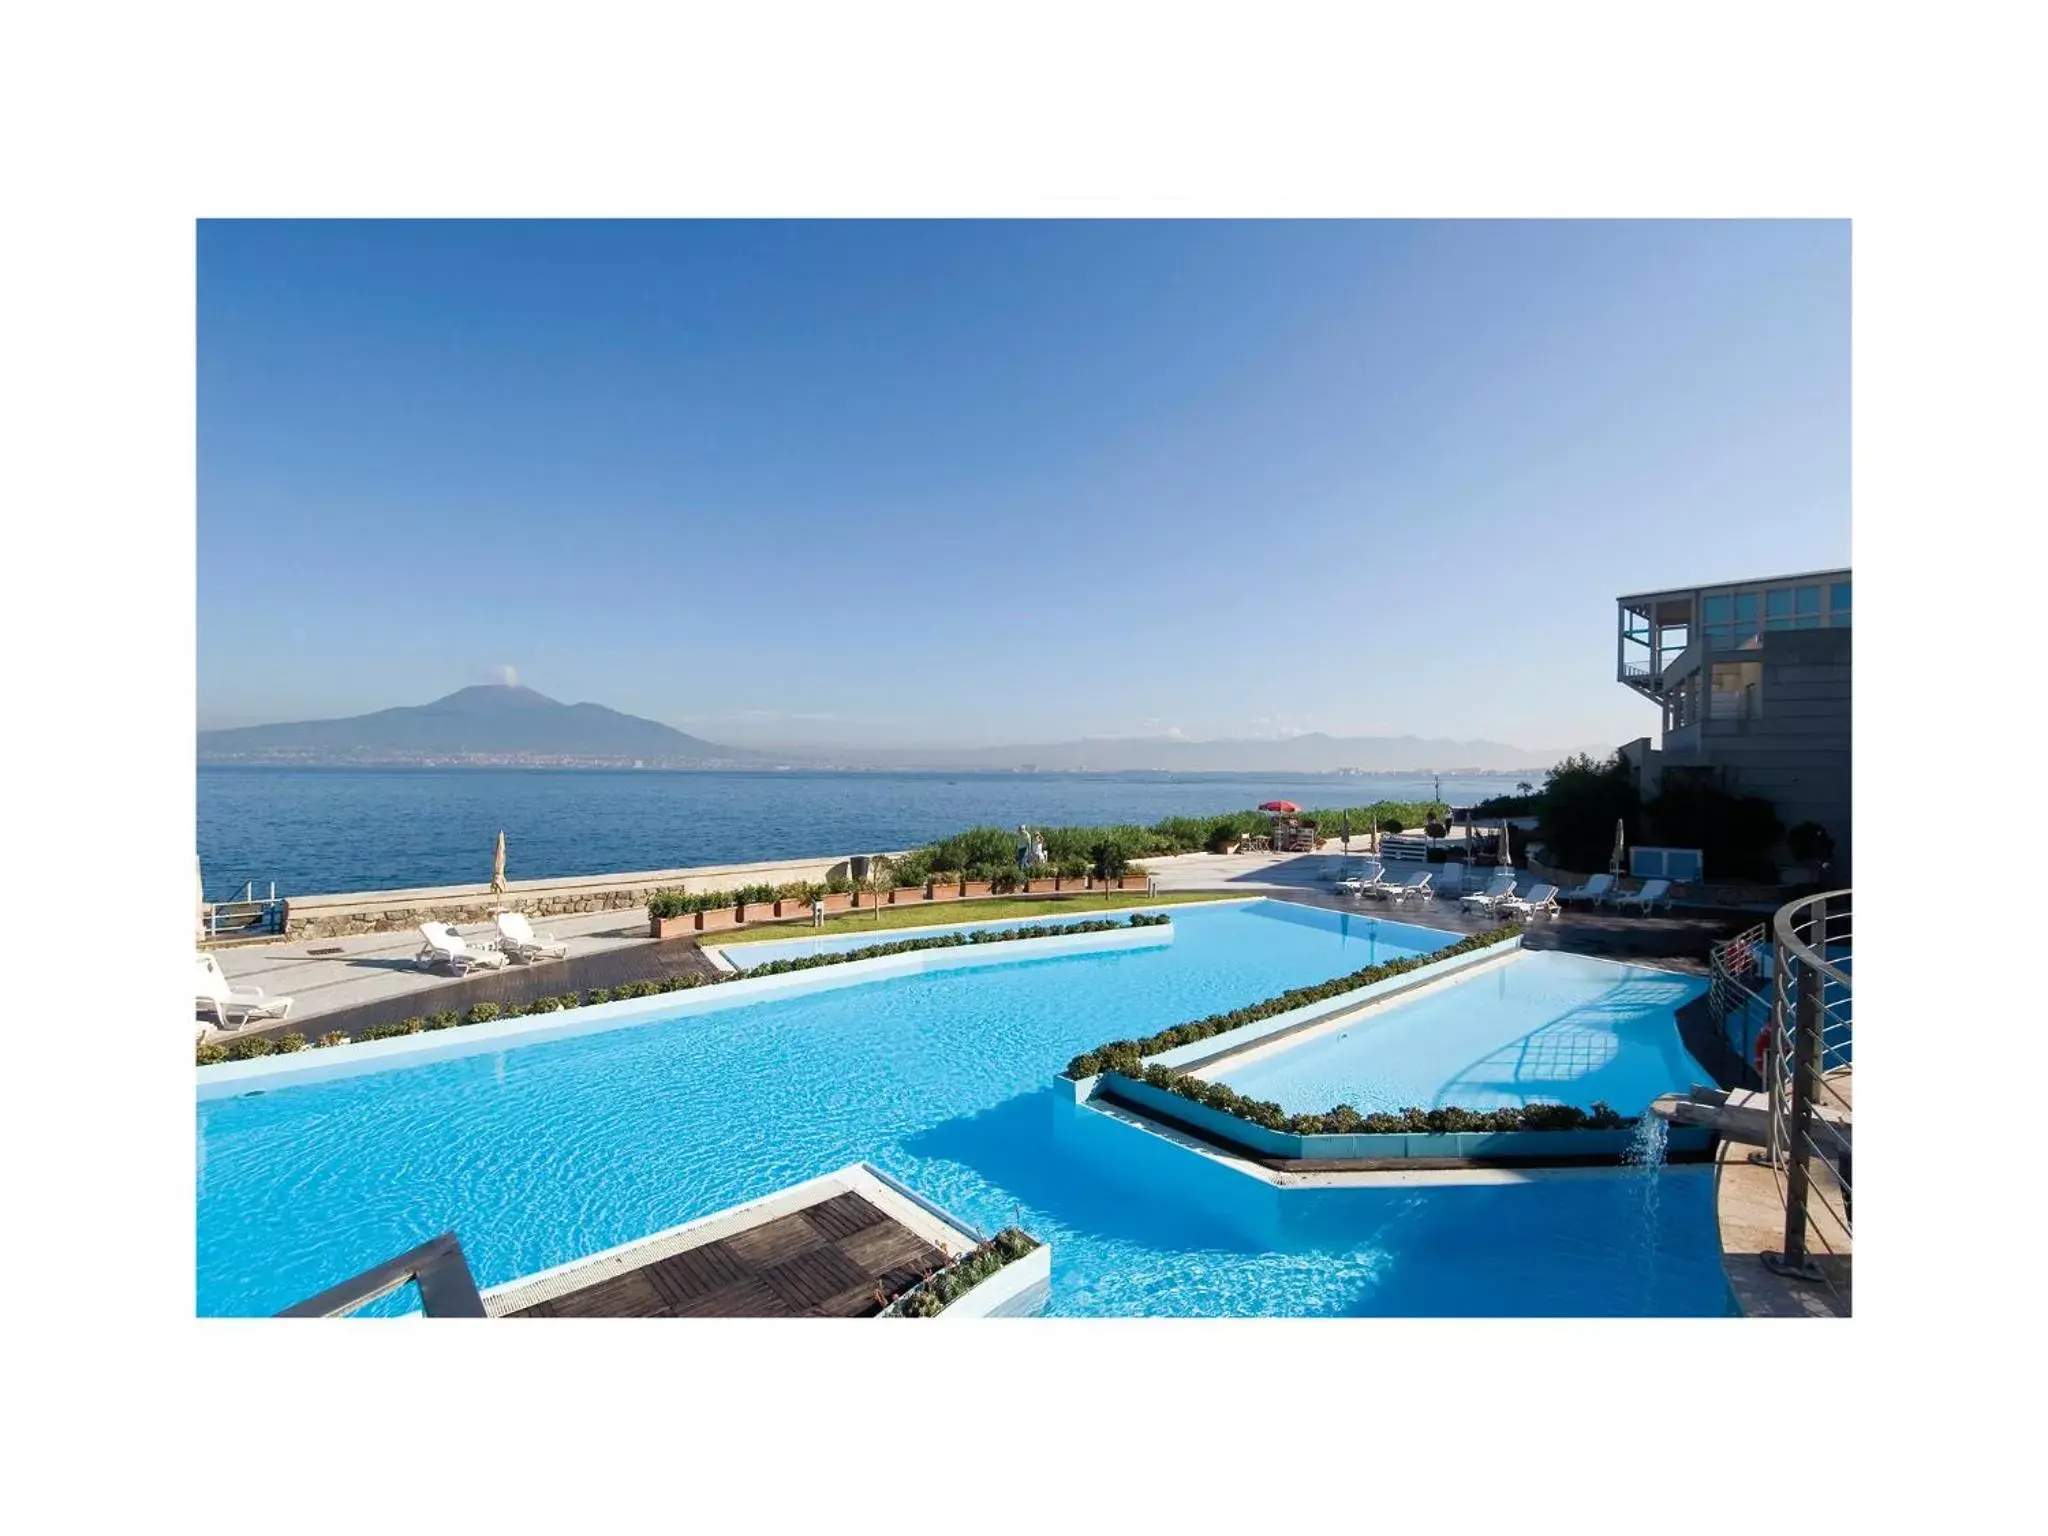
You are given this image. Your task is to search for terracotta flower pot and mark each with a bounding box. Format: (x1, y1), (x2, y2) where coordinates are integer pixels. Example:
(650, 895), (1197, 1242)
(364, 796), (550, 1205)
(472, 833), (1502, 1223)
(651, 913), (694, 940)
(927, 881), (961, 902)
(820, 892), (854, 914)
(696, 906), (740, 932)
(891, 885), (927, 904)
(961, 880), (994, 899)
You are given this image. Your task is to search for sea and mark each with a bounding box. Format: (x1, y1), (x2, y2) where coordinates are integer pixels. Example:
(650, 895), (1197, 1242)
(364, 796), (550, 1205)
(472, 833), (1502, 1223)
(197, 766), (1529, 898)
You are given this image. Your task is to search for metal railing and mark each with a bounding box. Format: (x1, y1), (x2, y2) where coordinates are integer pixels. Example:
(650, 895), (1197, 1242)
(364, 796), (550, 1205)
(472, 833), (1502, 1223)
(275, 1232), (488, 1317)
(203, 878), (287, 938)
(1762, 889), (1852, 1297)
(1707, 921), (1770, 1072)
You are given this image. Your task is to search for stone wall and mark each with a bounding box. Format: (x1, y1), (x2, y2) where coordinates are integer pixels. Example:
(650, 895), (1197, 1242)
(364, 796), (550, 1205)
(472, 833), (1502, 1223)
(281, 852), (895, 939)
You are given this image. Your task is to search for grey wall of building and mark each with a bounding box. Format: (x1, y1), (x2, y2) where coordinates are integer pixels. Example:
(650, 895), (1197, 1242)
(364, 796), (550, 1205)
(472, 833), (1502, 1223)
(1664, 627), (1852, 876)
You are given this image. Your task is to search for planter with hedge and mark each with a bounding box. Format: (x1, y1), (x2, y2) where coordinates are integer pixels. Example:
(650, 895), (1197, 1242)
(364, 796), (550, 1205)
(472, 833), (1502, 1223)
(881, 1228), (1042, 1317)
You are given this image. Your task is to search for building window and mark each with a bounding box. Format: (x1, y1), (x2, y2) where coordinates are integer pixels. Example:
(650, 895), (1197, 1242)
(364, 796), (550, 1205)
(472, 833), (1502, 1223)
(1830, 580), (1852, 626)
(1766, 589), (1792, 619)
(1795, 585), (1821, 615)
(1703, 595), (1733, 623)
(1710, 661), (1763, 720)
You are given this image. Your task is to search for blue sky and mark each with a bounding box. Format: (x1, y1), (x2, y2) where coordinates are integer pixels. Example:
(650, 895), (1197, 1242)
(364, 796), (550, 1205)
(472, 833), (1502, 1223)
(198, 220), (1848, 751)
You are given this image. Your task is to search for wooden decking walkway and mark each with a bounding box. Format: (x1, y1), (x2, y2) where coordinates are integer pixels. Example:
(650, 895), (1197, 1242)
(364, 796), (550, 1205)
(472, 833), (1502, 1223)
(486, 1168), (968, 1319)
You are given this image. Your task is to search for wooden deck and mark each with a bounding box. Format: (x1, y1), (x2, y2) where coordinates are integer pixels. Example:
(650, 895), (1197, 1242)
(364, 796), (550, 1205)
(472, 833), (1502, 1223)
(499, 1189), (953, 1319)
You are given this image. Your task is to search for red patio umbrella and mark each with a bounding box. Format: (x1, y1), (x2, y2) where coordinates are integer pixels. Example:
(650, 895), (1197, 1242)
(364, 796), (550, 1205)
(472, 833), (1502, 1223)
(1259, 800), (1300, 814)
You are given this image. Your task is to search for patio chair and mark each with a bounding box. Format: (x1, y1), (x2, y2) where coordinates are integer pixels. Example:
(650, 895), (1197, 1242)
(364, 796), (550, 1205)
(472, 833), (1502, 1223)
(495, 911), (567, 963)
(1609, 878), (1672, 913)
(1498, 883), (1560, 921)
(1459, 871), (1518, 915)
(196, 952), (293, 1034)
(416, 921), (508, 973)
(1560, 873), (1615, 905)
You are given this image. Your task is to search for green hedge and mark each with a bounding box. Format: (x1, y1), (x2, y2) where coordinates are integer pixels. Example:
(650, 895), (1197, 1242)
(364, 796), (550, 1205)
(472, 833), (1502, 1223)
(885, 1228), (1039, 1317)
(1123, 1063), (1632, 1137)
(199, 914), (1173, 1066)
(740, 913), (1169, 977)
(1064, 926), (1518, 1079)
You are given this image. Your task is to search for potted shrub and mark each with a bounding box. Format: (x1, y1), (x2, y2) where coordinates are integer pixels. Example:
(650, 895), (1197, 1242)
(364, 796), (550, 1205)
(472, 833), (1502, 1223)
(891, 878), (928, 904)
(735, 883), (777, 923)
(961, 865), (996, 899)
(772, 881), (811, 918)
(819, 876), (856, 914)
(927, 869), (961, 902)
(648, 889), (694, 940)
(696, 891), (741, 932)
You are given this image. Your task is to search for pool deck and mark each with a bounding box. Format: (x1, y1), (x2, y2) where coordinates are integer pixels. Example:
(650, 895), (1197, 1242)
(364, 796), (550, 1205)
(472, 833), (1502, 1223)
(200, 855), (1741, 1046)
(1712, 1074), (1853, 1317)
(484, 1165), (973, 1318)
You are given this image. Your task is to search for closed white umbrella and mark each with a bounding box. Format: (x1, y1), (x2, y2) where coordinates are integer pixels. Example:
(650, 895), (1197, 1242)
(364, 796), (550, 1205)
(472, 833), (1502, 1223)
(1610, 819), (1626, 878)
(491, 830), (507, 895)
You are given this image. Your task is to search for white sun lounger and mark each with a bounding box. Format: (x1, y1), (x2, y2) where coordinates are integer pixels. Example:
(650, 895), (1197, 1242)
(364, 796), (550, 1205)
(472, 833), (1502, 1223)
(196, 952), (293, 1034)
(1498, 883), (1560, 921)
(1561, 873), (1616, 905)
(1610, 878), (1672, 913)
(1335, 862), (1385, 896)
(1459, 872), (1518, 914)
(416, 921), (508, 973)
(1384, 869), (1435, 905)
(495, 911), (567, 962)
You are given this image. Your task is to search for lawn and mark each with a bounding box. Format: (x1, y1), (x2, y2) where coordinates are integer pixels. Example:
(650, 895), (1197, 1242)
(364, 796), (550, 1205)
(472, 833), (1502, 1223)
(704, 889), (1240, 945)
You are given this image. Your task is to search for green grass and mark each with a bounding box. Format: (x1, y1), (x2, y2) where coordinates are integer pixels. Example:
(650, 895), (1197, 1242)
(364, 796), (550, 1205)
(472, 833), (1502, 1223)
(704, 889), (1239, 945)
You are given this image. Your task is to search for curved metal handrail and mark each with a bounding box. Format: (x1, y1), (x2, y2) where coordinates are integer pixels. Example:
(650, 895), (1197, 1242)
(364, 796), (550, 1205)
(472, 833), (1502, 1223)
(1773, 887), (1851, 989)
(1762, 887), (1851, 1297)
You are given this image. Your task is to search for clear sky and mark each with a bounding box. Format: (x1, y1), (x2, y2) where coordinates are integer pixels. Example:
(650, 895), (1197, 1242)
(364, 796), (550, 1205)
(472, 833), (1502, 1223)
(198, 220), (1848, 752)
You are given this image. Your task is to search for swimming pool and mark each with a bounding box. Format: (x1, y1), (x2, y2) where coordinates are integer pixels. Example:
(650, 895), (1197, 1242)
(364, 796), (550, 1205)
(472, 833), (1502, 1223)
(1209, 950), (1710, 1117)
(195, 900), (1729, 1316)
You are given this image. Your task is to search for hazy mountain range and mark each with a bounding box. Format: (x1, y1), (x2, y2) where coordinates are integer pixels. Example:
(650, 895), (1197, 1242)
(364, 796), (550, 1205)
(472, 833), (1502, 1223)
(197, 685), (1592, 773)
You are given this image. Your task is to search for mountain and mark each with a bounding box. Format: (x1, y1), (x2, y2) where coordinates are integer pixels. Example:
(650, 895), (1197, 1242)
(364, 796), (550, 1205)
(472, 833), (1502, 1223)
(197, 685), (752, 765)
(777, 732), (1584, 774)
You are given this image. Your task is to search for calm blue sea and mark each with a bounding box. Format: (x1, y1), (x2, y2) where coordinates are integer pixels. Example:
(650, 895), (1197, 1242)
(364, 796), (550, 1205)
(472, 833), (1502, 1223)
(197, 767), (1523, 898)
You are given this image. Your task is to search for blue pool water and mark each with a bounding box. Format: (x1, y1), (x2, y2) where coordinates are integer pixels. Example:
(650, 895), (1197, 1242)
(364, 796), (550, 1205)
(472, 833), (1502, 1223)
(196, 901), (1730, 1316)
(1214, 951), (1710, 1117)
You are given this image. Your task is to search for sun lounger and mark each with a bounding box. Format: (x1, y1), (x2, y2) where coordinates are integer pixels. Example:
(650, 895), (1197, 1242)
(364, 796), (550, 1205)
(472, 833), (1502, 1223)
(1459, 872), (1518, 914)
(1609, 878), (1672, 913)
(1560, 873), (1615, 905)
(1498, 883), (1560, 921)
(196, 952), (293, 1034)
(1335, 862), (1385, 896)
(416, 921), (508, 973)
(495, 911), (567, 962)
(1385, 869), (1435, 905)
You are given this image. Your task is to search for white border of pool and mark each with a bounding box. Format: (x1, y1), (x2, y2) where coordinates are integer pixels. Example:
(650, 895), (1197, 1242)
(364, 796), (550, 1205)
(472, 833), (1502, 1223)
(701, 896), (1257, 968)
(196, 918), (1181, 1100)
